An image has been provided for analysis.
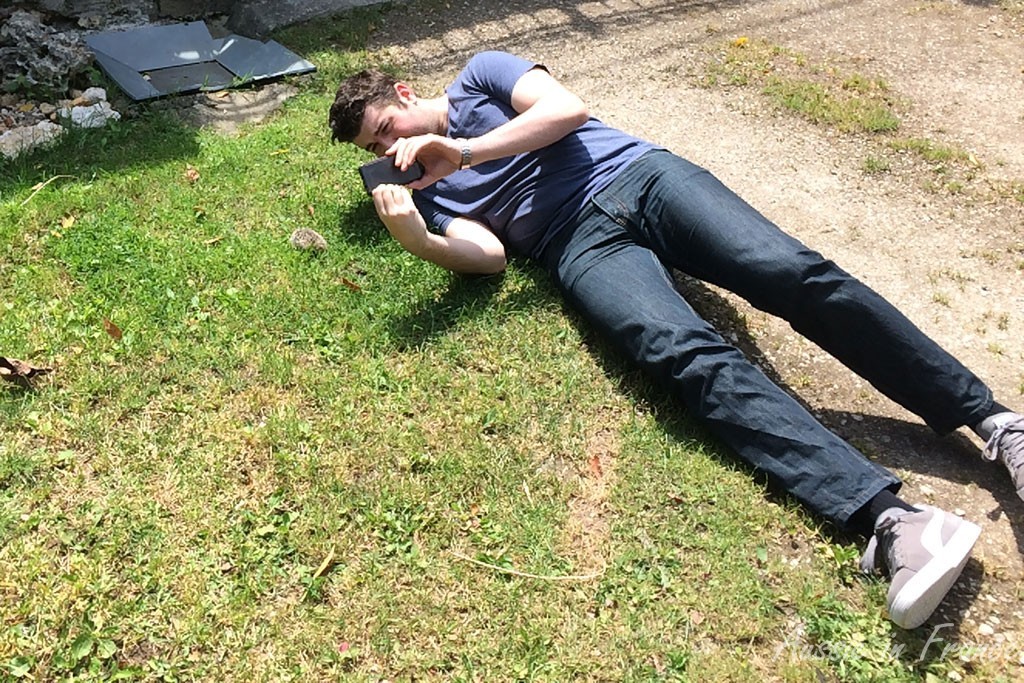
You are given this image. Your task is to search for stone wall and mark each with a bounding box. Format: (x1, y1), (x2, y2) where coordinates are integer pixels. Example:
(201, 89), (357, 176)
(1, 9), (94, 94)
(22, 0), (236, 22)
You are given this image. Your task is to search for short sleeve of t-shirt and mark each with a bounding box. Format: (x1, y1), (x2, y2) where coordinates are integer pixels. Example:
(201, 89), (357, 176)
(413, 51), (655, 258)
(413, 52), (537, 234)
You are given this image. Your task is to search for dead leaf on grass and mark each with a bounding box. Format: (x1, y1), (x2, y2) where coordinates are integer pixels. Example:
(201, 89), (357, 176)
(339, 277), (362, 292)
(0, 357), (52, 388)
(184, 165), (200, 184)
(103, 319), (123, 341)
(312, 546), (336, 580)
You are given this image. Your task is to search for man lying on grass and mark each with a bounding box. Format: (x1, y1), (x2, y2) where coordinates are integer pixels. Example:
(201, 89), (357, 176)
(328, 50), (1024, 630)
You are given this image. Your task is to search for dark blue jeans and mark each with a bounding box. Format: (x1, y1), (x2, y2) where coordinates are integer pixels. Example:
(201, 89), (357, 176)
(539, 150), (994, 528)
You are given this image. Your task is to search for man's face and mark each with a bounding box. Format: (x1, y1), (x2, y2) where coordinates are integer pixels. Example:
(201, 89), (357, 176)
(353, 93), (437, 157)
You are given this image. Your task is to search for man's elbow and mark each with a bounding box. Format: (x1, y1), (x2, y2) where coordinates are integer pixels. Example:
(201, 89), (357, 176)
(569, 98), (590, 128)
(441, 246), (506, 276)
(487, 254), (508, 274)
(471, 252), (507, 275)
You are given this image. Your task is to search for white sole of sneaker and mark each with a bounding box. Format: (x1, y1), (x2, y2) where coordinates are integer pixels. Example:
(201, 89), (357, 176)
(888, 515), (981, 629)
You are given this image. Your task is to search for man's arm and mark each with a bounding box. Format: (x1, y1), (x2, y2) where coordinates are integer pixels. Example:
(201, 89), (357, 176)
(372, 184), (506, 274)
(392, 67), (590, 187)
(472, 66), (590, 164)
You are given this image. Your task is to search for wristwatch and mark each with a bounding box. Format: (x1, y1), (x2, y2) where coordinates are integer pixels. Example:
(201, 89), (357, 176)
(458, 139), (472, 170)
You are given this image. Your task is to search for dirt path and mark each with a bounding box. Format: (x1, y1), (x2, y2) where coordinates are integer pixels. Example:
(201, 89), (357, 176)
(369, 0), (1024, 661)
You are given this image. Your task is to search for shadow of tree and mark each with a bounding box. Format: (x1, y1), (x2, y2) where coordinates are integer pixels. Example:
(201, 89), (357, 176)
(320, 0), (870, 85)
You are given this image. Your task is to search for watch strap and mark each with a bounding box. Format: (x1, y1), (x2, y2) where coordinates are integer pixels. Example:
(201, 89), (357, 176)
(458, 139), (472, 170)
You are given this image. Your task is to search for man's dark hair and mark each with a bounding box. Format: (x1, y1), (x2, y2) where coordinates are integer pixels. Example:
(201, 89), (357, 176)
(328, 70), (401, 144)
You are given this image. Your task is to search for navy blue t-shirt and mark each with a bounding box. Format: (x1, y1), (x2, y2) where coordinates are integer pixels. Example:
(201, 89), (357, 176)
(413, 51), (656, 259)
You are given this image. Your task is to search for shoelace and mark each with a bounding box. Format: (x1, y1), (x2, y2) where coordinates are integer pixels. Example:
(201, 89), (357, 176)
(877, 515), (909, 574)
(861, 511), (910, 575)
(982, 417), (1024, 466)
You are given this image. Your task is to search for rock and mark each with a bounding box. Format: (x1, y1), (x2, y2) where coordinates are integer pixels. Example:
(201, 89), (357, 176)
(36, 0), (154, 24)
(227, 0), (382, 39)
(157, 0), (234, 19)
(289, 228), (327, 251)
(0, 10), (93, 95)
(60, 100), (121, 128)
(0, 121), (65, 159)
(80, 87), (108, 105)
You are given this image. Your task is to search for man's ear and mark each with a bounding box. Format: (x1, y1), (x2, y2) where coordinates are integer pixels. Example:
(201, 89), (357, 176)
(393, 82), (417, 104)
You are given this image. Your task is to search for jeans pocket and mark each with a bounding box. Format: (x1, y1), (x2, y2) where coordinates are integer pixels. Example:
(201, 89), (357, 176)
(591, 190), (636, 230)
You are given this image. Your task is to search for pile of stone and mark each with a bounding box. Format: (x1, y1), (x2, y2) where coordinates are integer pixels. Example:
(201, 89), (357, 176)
(0, 88), (122, 160)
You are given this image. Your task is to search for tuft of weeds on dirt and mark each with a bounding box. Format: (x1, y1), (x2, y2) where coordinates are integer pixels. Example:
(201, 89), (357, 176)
(862, 155), (891, 174)
(887, 137), (972, 165)
(882, 136), (988, 196)
(699, 37), (901, 134)
(1003, 180), (1024, 204)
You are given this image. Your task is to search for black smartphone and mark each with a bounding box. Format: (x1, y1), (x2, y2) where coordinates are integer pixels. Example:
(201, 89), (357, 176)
(358, 157), (425, 193)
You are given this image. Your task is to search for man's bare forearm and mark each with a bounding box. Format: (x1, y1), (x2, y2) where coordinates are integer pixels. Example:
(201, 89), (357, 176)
(412, 231), (507, 275)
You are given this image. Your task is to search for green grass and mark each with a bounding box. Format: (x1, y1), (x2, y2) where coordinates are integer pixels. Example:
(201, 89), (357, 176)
(0, 8), (998, 682)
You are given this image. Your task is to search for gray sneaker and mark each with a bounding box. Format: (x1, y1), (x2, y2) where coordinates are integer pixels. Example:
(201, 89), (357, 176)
(859, 505), (980, 629)
(982, 415), (1024, 501)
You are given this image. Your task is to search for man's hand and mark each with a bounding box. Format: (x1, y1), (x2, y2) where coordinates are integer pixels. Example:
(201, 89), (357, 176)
(371, 183), (430, 252)
(385, 134), (460, 189)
